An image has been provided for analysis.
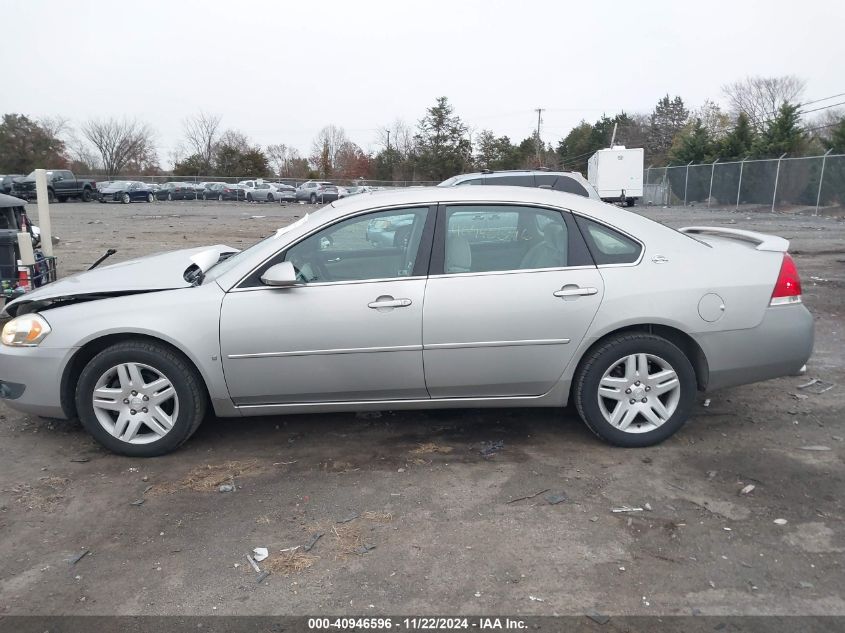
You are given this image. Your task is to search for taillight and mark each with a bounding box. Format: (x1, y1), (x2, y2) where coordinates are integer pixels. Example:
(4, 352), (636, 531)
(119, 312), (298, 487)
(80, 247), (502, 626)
(770, 253), (802, 305)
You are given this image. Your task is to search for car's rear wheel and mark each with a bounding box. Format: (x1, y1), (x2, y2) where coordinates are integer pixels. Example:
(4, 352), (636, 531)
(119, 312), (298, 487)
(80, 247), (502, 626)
(147, 193), (154, 203)
(267, 193), (274, 202)
(121, 193), (131, 204)
(218, 193), (224, 201)
(573, 333), (696, 447)
(310, 193), (317, 204)
(246, 193), (253, 202)
(167, 192), (173, 201)
(75, 340), (207, 457)
(81, 188), (92, 202)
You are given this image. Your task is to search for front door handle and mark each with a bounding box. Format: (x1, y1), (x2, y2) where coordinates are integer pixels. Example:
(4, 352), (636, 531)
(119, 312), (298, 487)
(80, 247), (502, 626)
(368, 296), (412, 309)
(553, 286), (598, 298)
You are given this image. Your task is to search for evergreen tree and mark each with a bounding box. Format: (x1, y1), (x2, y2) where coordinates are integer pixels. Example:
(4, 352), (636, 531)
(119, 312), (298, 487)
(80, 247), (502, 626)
(718, 112), (755, 160)
(752, 103), (805, 158)
(647, 95), (689, 164)
(826, 116), (845, 153)
(669, 119), (715, 164)
(414, 97), (471, 181)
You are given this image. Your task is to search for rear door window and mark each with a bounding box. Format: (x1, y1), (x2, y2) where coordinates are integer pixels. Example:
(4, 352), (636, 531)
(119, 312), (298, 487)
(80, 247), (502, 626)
(484, 175), (534, 187)
(574, 216), (642, 265)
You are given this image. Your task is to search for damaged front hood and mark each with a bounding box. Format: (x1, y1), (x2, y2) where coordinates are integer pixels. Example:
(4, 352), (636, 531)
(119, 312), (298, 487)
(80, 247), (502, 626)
(3, 244), (237, 317)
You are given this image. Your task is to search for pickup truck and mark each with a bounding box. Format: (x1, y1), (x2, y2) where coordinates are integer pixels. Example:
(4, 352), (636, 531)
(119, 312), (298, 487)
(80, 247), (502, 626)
(12, 169), (98, 202)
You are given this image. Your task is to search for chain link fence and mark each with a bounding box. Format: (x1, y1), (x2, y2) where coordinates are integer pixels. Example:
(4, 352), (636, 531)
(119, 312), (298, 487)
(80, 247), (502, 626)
(644, 152), (845, 214)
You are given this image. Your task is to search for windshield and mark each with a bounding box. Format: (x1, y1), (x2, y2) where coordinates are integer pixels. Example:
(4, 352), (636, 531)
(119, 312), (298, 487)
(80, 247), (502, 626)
(110, 181), (132, 188)
(438, 176), (461, 187)
(202, 214), (313, 283)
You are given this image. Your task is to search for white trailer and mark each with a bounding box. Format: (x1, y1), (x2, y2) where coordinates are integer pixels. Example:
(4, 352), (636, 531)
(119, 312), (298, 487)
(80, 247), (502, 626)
(587, 146), (644, 207)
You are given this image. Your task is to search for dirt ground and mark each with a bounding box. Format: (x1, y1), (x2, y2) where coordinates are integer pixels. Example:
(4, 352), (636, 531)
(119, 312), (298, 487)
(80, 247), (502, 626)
(0, 197), (843, 618)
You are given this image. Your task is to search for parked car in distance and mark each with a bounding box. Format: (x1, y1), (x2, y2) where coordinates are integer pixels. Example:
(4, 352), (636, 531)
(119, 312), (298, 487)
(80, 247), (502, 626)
(0, 186), (813, 457)
(439, 170), (599, 200)
(296, 181), (338, 203)
(0, 175), (24, 195)
(270, 183), (297, 202)
(196, 182), (226, 200)
(344, 185), (374, 196)
(155, 182), (197, 201)
(13, 170), (98, 202)
(199, 183), (244, 201)
(238, 180), (260, 201)
(251, 182), (296, 203)
(98, 181), (155, 204)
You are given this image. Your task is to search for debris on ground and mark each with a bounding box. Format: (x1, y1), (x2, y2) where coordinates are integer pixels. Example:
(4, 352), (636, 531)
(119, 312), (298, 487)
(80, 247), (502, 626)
(799, 581), (814, 589)
(266, 550), (317, 575)
(279, 546), (299, 553)
(611, 506), (643, 513)
(739, 484), (756, 495)
(774, 518), (788, 525)
(218, 484), (234, 493)
(256, 571), (270, 584)
(354, 544), (376, 555)
(69, 457), (90, 463)
(545, 492), (568, 505)
(355, 411), (382, 419)
(337, 512), (359, 523)
(68, 549), (90, 565)
(707, 471), (718, 480)
(362, 511), (393, 522)
(506, 489), (550, 504)
(143, 485), (153, 495)
(252, 547), (269, 562)
(797, 378), (835, 394)
(246, 554), (261, 573)
(585, 610), (610, 625)
(129, 499), (145, 506)
(790, 393), (810, 400)
(703, 398), (711, 407)
(644, 502), (653, 511)
(409, 442), (453, 455)
(303, 533), (323, 552)
(529, 595), (544, 602)
(799, 445), (831, 451)
(479, 440), (504, 457)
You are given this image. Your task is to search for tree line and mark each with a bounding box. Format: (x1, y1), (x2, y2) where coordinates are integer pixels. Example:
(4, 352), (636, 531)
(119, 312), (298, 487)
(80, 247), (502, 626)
(1, 75), (843, 182)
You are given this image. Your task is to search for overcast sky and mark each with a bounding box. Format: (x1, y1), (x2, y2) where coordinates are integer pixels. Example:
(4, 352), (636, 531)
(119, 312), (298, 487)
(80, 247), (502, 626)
(2, 0), (843, 167)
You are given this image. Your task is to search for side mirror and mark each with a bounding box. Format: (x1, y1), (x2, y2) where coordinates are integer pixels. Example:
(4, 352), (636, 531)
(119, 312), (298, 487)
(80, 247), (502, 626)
(260, 261), (298, 287)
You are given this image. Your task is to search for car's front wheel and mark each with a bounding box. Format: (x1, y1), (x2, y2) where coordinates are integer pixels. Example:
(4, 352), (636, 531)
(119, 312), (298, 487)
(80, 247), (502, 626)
(147, 193), (154, 203)
(573, 333), (696, 447)
(75, 340), (207, 456)
(121, 193), (131, 204)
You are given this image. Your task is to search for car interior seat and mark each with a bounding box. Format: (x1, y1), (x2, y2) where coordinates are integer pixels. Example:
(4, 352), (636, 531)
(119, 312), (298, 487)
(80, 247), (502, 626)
(519, 222), (567, 269)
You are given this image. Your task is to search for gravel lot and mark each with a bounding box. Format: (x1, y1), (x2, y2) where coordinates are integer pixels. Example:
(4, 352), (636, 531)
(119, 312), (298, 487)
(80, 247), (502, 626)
(0, 198), (843, 617)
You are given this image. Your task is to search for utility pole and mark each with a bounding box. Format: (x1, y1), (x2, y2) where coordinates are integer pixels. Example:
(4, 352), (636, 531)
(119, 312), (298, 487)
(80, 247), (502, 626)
(386, 130), (390, 153)
(535, 108), (544, 162)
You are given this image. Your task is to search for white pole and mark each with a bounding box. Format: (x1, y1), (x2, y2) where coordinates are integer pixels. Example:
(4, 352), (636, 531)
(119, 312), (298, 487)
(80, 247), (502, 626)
(815, 149), (833, 216)
(34, 169), (54, 257)
(707, 159), (719, 207)
(736, 157), (747, 210)
(771, 153), (787, 213)
(683, 161), (693, 207)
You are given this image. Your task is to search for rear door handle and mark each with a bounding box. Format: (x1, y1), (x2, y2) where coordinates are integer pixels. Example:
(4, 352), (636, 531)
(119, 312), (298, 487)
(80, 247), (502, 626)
(368, 297), (412, 309)
(553, 286), (598, 298)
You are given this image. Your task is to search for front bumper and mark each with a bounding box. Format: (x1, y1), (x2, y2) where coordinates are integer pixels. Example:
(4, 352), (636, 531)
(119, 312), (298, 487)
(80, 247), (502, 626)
(0, 345), (73, 418)
(694, 303), (814, 392)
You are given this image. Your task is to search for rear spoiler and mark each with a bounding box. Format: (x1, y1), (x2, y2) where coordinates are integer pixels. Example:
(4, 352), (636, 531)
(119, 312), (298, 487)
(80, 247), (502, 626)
(679, 226), (789, 252)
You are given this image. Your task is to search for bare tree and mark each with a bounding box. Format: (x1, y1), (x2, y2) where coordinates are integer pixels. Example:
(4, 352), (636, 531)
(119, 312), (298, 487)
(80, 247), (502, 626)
(183, 111), (221, 171)
(722, 75), (806, 131)
(218, 129), (251, 152)
(377, 119), (415, 159)
(309, 125), (350, 174)
(266, 143), (303, 177)
(81, 118), (156, 177)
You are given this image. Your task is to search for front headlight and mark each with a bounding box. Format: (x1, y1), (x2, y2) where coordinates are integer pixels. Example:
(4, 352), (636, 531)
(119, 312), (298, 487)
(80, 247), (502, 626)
(1, 314), (52, 347)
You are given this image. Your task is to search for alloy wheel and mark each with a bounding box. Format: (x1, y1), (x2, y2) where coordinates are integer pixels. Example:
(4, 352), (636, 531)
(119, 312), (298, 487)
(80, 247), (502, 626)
(596, 353), (681, 433)
(91, 362), (180, 445)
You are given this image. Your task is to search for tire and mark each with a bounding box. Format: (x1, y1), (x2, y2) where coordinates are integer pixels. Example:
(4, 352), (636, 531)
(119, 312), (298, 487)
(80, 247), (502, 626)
(572, 333), (696, 447)
(218, 194), (223, 202)
(47, 189), (56, 203)
(99, 198), (107, 204)
(81, 188), (92, 202)
(310, 193), (317, 204)
(625, 198), (635, 208)
(147, 193), (154, 203)
(75, 340), (207, 457)
(267, 194), (274, 202)
(122, 193), (131, 204)
(246, 193), (253, 202)
(167, 193), (173, 201)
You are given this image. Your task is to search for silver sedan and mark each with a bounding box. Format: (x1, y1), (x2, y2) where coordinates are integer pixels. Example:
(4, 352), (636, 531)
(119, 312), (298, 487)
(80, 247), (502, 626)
(0, 187), (813, 456)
